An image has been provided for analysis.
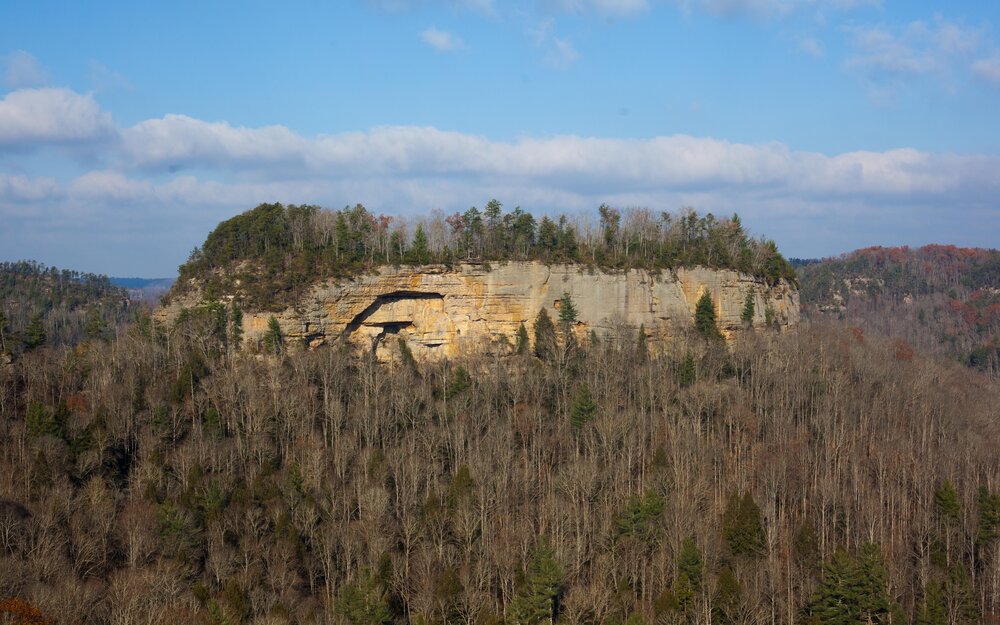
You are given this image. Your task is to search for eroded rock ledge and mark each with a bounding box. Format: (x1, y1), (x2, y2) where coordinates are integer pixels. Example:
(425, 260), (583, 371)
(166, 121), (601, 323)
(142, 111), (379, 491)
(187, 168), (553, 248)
(158, 261), (799, 360)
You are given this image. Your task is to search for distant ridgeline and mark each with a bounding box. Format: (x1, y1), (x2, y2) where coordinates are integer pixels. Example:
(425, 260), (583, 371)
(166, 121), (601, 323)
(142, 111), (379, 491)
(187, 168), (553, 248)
(0, 261), (130, 353)
(798, 245), (1000, 375)
(171, 201), (796, 310)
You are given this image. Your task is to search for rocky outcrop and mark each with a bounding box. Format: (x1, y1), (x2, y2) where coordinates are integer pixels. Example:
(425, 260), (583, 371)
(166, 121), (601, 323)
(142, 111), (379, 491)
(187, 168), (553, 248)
(158, 262), (798, 360)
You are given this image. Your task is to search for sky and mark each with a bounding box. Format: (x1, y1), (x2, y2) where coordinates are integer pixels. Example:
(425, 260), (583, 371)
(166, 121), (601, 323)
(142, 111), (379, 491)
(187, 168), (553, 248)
(1, 0), (999, 277)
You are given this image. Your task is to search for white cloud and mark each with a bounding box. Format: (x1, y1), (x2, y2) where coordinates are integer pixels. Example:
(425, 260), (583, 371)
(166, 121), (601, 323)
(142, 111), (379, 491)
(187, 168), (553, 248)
(0, 173), (61, 202)
(2, 50), (48, 88)
(96, 113), (1000, 203)
(368, 0), (495, 15)
(546, 0), (650, 16)
(2, 89), (999, 273)
(89, 60), (134, 93)
(528, 19), (580, 68)
(545, 36), (579, 67)
(420, 27), (466, 51)
(845, 18), (988, 77)
(121, 114), (309, 170)
(971, 55), (1000, 84)
(797, 35), (825, 58)
(674, 0), (879, 19)
(0, 88), (116, 146)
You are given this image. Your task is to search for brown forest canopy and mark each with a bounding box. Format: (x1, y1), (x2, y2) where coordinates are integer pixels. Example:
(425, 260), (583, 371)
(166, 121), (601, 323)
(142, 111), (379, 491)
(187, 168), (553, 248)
(173, 202), (796, 310)
(798, 245), (1000, 376)
(1, 317), (999, 624)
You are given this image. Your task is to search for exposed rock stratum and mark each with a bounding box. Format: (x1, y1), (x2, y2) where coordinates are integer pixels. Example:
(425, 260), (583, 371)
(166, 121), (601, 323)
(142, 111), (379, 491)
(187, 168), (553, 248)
(158, 262), (799, 360)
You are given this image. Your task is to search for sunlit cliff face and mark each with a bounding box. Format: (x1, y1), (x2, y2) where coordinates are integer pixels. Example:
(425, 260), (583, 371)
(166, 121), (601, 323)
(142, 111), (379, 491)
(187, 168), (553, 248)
(160, 262), (799, 361)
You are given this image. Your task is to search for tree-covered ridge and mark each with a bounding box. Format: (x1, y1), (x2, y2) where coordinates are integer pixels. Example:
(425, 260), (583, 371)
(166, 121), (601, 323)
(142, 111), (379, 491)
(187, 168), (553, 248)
(0, 261), (130, 353)
(797, 245), (1000, 376)
(173, 202), (796, 310)
(799, 245), (1000, 303)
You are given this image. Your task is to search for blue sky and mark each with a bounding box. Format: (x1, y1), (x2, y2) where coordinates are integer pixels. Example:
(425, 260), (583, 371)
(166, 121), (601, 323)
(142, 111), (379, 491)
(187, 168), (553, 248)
(1, 0), (999, 276)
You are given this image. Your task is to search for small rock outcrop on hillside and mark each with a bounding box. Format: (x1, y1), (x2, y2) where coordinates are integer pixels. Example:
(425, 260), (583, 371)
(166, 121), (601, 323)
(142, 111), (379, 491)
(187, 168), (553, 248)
(158, 262), (798, 360)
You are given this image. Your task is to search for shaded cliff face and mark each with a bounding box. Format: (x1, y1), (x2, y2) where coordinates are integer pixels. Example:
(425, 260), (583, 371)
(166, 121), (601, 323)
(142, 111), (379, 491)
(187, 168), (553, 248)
(161, 262), (798, 360)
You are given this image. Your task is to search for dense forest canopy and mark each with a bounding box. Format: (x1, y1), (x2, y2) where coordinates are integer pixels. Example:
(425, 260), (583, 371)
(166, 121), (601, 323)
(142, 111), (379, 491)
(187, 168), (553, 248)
(798, 245), (1000, 376)
(0, 261), (131, 353)
(173, 202), (796, 310)
(1, 305), (999, 625)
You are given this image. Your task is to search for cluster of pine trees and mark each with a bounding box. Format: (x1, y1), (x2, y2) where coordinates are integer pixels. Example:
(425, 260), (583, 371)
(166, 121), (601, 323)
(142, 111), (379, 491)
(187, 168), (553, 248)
(1, 296), (999, 624)
(173, 203), (796, 310)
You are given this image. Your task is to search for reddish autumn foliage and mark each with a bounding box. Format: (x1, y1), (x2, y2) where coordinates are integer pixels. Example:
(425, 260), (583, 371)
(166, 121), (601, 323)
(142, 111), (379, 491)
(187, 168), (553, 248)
(893, 340), (915, 361)
(0, 598), (55, 625)
(65, 392), (88, 414)
(850, 327), (865, 344)
(799, 243), (1000, 376)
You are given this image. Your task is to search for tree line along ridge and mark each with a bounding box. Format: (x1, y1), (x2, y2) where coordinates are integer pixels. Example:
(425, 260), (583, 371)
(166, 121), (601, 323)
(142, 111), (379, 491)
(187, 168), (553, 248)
(172, 202), (797, 311)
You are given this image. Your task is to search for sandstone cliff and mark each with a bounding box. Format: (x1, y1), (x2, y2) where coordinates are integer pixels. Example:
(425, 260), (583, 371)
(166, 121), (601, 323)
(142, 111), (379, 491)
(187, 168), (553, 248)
(158, 261), (798, 360)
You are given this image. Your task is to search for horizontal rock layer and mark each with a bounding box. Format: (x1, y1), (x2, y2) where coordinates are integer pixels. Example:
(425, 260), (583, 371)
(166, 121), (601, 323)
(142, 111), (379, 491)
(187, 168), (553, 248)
(159, 262), (799, 360)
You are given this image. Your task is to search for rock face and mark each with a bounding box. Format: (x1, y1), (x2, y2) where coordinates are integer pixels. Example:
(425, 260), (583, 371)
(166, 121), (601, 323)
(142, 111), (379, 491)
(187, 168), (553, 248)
(160, 262), (799, 360)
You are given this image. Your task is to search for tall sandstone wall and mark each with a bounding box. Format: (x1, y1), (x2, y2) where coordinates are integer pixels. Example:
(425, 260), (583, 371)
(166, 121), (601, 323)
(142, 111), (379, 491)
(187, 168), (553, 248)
(161, 262), (799, 360)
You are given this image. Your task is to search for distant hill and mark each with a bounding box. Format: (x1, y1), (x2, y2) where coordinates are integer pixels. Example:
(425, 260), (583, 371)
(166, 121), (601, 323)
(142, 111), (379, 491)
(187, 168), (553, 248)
(0, 260), (132, 353)
(797, 245), (1000, 375)
(110, 277), (175, 290)
(110, 276), (175, 303)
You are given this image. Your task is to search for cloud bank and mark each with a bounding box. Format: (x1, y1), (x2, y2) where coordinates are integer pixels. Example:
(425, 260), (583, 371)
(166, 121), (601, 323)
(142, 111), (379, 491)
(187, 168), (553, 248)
(1, 86), (998, 274)
(0, 88), (116, 146)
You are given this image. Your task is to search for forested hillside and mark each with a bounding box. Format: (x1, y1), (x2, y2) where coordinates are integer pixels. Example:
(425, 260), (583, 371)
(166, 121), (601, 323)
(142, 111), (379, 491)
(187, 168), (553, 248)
(0, 261), (131, 354)
(1, 308), (998, 624)
(797, 246), (1000, 376)
(170, 202), (796, 310)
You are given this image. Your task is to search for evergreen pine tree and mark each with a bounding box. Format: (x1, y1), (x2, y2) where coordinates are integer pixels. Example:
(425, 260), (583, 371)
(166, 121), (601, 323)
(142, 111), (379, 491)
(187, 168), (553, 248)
(677, 537), (704, 592)
(515, 322), (530, 355)
(635, 324), (648, 361)
(976, 486), (1000, 550)
(934, 480), (961, 524)
(944, 565), (979, 624)
(0, 310), (7, 353)
(558, 292), (578, 327)
(570, 383), (597, 430)
(806, 549), (859, 625)
(558, 292), (579, 355)
(230, 305), (244, 351)
(855, 543), (892, 624)
(337, 569), (393, 625)
(263, 315), (283, 355)
(84, 307), (108, 341)
(807, 544), (892, 625)
(722, 492), (766, 558)
(793, 521), (821, 578)
(445, 366), (471, 399)
(672, 571), (696, 612)
(508, 542), (562, 625)
(24, 313), (46, 350)
(533, 308), (556, 361)
(713, 567), (744, 625)
(695, 291), (723, 341)
(741, 289), (756, 327)
(678, 352), (696, 388)
(408, 224), (431, 264)
(915, 580), (947, 625)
